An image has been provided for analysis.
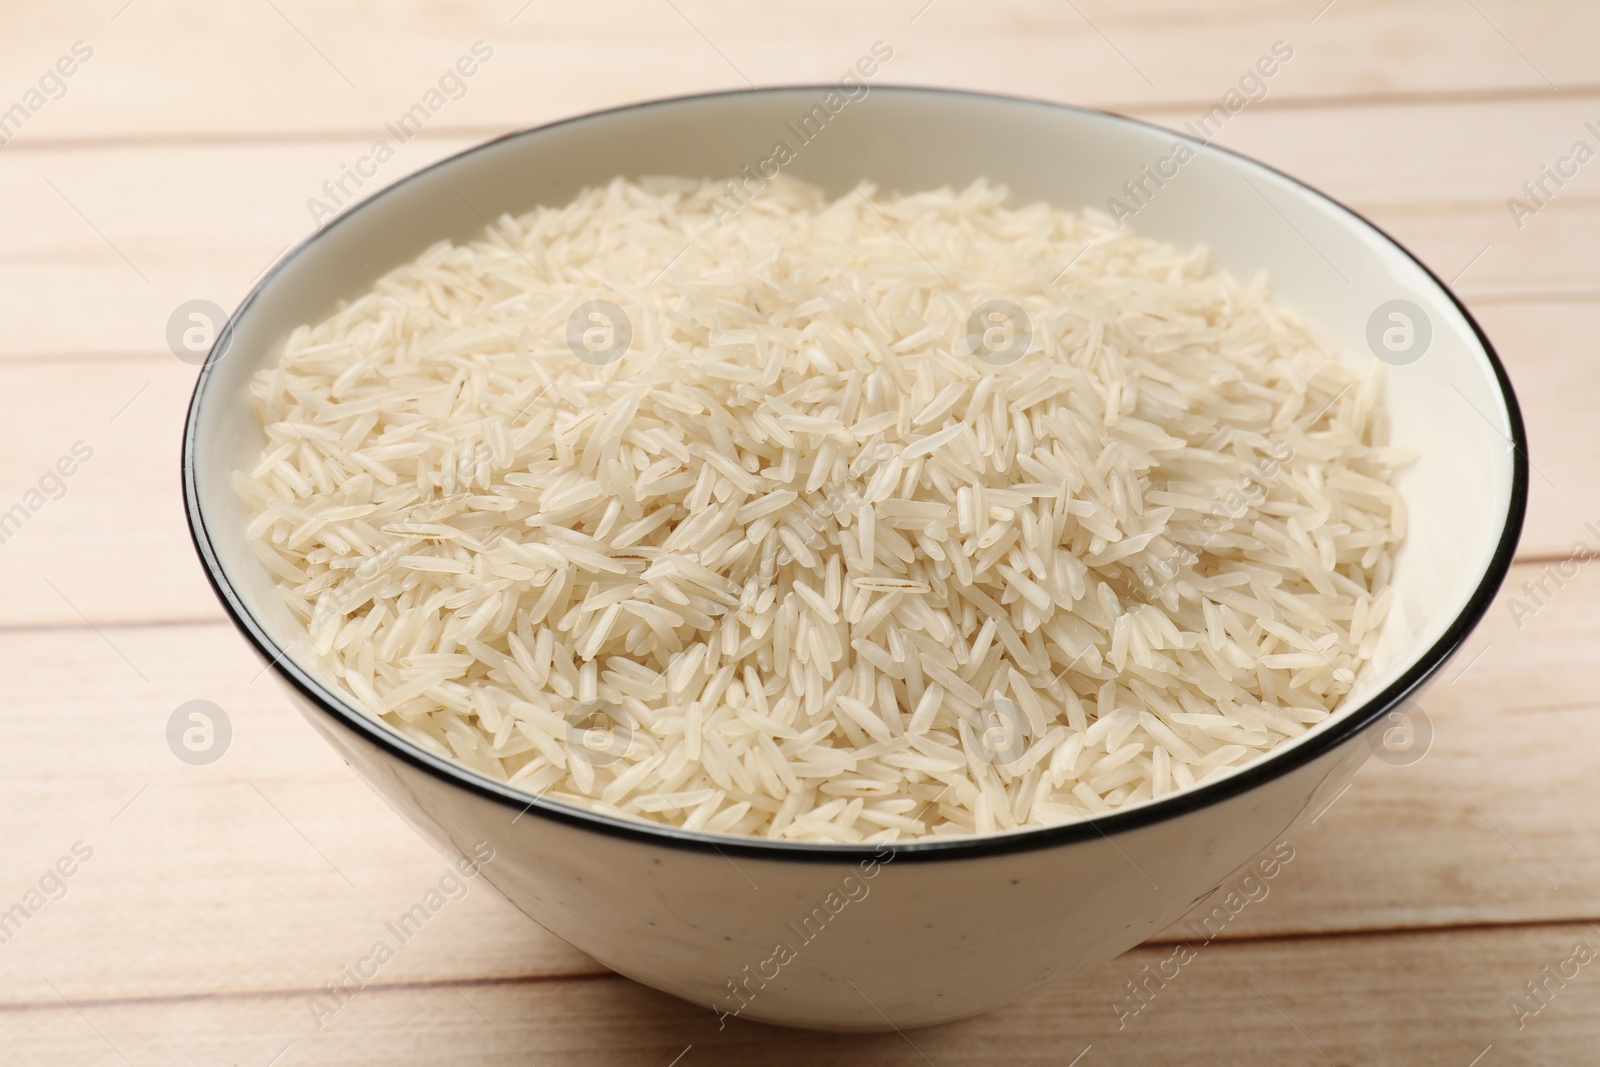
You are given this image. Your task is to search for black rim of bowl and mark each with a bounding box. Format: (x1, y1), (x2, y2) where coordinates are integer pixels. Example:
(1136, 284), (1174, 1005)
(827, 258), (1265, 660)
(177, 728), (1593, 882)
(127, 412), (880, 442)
(182, 84), (1530, 863)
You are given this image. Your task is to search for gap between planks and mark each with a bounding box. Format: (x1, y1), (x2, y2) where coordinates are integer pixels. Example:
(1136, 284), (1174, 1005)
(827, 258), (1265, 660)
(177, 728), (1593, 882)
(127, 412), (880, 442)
(0, 970), (616, 1018)
(4, 913), (1597, 1017)
(0, 81), (1598, 156)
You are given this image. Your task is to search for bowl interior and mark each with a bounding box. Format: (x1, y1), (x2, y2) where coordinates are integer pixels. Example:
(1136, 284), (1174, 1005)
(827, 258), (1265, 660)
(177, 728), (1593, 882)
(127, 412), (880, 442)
(186, 86), (1522, 836)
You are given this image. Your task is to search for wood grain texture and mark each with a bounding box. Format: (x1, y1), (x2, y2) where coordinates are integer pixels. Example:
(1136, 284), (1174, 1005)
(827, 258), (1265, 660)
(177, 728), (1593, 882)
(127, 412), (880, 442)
(0, 0), (1590, 144)
(0, 2), (1592, 1062)
(0, 560), (1591, 1010)
(10, 924), (1600, 1066)
(3, 97), (1599, 357)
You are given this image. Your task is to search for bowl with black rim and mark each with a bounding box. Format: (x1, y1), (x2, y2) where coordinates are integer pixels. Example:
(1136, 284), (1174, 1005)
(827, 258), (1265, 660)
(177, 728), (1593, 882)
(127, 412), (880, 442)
(183, 85), (1526, 1030)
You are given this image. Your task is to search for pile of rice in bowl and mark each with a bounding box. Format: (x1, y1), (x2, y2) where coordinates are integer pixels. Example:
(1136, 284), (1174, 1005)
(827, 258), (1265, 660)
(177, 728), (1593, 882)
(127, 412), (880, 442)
(236, 176), (1411, 842)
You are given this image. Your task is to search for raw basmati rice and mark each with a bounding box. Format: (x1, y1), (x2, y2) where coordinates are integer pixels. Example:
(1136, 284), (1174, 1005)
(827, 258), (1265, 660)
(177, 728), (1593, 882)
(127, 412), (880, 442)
(236, 175), (1410, 842)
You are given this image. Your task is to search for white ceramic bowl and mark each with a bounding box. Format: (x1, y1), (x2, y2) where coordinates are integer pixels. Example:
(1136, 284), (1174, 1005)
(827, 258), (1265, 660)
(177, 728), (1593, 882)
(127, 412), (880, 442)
(183, 87), (1527, 1031)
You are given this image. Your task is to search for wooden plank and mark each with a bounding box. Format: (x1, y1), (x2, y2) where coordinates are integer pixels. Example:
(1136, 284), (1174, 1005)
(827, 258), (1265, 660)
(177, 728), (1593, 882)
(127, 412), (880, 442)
(0, 138), (473, 361)
(1152, 96), (1600, 211)
(0, 357), (219, 628)
(0, 619), (592, 1009)
(1, 4), (1591, 1065)
(7, 922), (1597, 1064)
(0, 0), (1590, 147)
(3, 93), (1599, 360)
(5, 188), (1593, 363)
(1466, 301), (1599, 561)
(0, 560), (1594, 1005)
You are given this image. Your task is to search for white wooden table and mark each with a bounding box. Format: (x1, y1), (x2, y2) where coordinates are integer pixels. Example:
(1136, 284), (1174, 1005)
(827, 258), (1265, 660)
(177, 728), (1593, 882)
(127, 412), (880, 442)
(1, 2), (1596, 1062)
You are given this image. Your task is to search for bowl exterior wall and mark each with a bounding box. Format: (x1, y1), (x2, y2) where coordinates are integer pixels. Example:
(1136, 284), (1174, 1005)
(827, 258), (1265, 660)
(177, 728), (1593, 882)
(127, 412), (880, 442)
(274, 657), (1424, 1030)
(185, 88), (1520, 1032)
